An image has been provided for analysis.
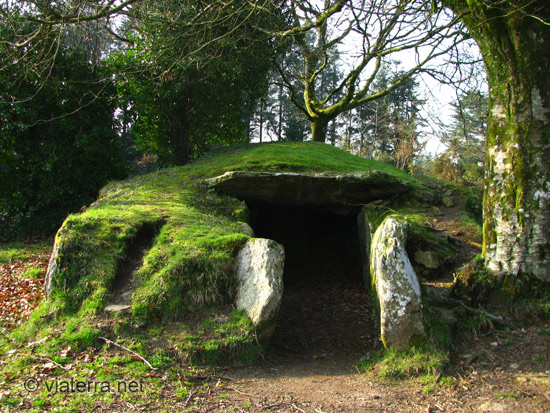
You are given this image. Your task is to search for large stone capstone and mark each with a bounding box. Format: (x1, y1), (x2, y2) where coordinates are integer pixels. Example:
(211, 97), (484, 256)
(234, 238), (285, 342)
(207, 171), (411, 207)
(370, 216), (426, 350)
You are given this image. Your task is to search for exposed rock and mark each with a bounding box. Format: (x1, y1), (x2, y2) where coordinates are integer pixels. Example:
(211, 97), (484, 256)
(207, 171), (411, 207)
(442, 196), (454, 207)
(430, 206), (442, 216)
(414, 250), (440, 269)
(44, 243), (60, 299)
(239, 222), (255, 237)
(417, 189), (439, 205)
(234, 238), (285, 342)
(104, 304), (131, 314)
(44, 223), (72, 299)
(478, 402), (514, 412)
(370, 216), (426, 350)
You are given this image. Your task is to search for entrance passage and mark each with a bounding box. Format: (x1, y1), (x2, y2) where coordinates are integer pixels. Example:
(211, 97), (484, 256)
(247, 202), (375, 361)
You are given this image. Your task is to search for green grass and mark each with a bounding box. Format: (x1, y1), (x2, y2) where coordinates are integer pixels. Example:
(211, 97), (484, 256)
(0, 142), (439, 408)
(495, 391), (519, 399)
(23, 265), (44, 279)
(0, 239), (52, 263)
(191, 141), (420, 182)
(357, 344), (449, 380)
(4, 142), (545, 410)
(453, 255), (500, 306)
(458, 211), (483, 237)
(176, 309), (261, 365)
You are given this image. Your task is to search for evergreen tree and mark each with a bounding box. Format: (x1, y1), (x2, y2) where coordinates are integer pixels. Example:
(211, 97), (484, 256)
(345, 66), (424, 171)
(434, 89), (488, 186)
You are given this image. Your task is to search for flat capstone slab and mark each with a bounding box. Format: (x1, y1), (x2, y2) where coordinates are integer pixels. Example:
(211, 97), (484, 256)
(206, 171), (411, 207)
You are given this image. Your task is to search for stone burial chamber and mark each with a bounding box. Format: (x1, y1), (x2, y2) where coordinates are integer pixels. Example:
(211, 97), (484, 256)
(208, 171), (427, 351)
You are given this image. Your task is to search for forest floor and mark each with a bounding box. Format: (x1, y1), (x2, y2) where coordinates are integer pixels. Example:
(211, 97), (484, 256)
(1, 199), (549, 412)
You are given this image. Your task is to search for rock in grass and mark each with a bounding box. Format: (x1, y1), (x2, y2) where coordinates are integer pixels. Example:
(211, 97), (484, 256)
(414, 250), (440, 269)
(234, 238), (285, 342)
(370, 216), (426, 350)
(442, 196), (454, 207)
(44, 233), (65, 299)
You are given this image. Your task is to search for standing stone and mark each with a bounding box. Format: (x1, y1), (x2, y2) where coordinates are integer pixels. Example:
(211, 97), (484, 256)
(370, 216), (426, 350)
(357, 206), (372, 286)
(44, 240), (61, 299)
(234, 238), (285, 342)
(44, 222), (72, 299)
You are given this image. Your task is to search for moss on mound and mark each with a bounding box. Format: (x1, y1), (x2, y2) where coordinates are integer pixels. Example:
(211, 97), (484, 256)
(11, 142), (435, 360)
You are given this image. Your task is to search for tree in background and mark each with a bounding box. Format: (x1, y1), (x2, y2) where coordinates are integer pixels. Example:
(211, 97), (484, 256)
(272, 0), (468, 143)
(250, 47), (341, 143)
(340, 66), (424, 171)
(0, 45), (126, 238)
(2, 0), (549, 289)
(114, 0), (275, 166)
(432, 89), (487, 186)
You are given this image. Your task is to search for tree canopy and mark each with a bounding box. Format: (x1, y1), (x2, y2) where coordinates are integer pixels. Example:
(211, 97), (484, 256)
(272, 0), (469, 142)
(0, 44), (126, 238)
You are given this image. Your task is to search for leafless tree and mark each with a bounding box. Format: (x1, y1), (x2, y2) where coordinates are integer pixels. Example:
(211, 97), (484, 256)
(268, 0), (473, 142)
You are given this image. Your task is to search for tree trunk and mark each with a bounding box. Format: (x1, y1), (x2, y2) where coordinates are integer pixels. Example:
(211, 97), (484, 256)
(277, 83), (283, 140)
(259, 98), (264, 143)
(311, 117), (329, 143)
(445, 1), (550, 287)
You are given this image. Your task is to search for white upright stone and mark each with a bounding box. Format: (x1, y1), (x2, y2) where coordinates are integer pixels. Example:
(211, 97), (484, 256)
(234, 238), (285, 342)
(370, 216), (426, 350)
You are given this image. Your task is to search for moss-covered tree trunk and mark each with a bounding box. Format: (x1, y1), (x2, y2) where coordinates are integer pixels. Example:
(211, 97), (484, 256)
(311, 116), (330, 143)
(444, 1), (550, 286)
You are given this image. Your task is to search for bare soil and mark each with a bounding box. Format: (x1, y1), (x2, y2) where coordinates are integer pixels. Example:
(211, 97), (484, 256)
(105, 224), (159, 313)
(196, 293), (549, 413)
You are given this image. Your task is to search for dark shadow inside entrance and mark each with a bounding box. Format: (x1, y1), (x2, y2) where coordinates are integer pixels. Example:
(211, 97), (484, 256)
(248, 202), (375, 360)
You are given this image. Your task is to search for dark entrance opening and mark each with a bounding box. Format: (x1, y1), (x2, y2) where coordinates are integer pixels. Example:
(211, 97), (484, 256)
(247, 202), (374, 361)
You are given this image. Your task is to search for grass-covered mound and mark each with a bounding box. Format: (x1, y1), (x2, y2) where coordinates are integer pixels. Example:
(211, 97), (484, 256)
(8, 142), (436, 360)
(0, 142), (498, 410)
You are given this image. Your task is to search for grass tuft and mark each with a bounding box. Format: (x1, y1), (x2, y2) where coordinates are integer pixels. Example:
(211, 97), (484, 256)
(357, 344), (448, 380)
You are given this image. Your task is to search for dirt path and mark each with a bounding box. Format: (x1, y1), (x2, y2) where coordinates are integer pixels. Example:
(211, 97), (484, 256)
(198, 322), (549, 413)
(193, 198), (549, 413)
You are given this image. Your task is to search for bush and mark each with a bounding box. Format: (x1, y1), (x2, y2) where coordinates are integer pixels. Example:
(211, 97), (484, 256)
(452, 256), (499, 305)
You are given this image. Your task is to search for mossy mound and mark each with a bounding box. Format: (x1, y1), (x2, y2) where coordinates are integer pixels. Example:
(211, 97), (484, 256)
(12, 142), (437, 362)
